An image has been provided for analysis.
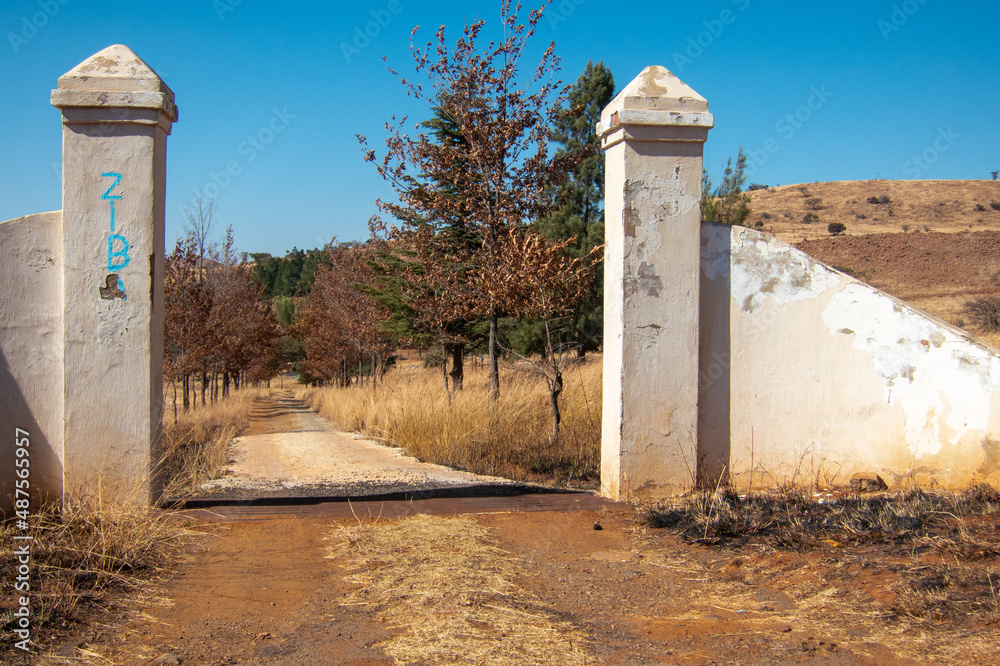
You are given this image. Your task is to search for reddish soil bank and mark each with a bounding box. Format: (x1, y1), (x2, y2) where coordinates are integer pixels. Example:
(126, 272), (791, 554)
(797, 230), (1000, 300)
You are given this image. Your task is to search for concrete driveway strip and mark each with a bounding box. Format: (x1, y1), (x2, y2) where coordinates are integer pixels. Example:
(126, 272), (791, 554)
(196, 418), (519, 500)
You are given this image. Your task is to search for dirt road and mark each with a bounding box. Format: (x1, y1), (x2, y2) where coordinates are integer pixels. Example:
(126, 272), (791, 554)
(108, 394), (998, 664)
(194, 391), (521, 500)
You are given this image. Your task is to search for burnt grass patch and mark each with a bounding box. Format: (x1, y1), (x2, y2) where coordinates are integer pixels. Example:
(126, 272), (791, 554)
(645, 484), (1000, 628)
(645, 484), (1000, 551)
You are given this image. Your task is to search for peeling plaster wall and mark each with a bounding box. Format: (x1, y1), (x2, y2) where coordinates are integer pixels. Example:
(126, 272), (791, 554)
(699, 223), (1000, 489)
(1, 45), (173, 513)
(0, 212), (65, 515)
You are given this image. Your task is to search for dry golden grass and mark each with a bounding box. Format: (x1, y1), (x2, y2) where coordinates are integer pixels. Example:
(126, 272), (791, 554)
(298, 355), (602, 486)
(328, 514), (589, 665)
(749, 179), (1000, 243)
(0, 391), (259, 659)
(160, 387), (263, 497)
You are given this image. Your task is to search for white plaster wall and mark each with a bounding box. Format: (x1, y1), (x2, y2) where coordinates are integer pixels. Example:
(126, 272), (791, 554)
(60, 121), (165, 503)
(699, 223), (1000, 489)
(0, 211), (64, 514)
(602, 142), (705, 498)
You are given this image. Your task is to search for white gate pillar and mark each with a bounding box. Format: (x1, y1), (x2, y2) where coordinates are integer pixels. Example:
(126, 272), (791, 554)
(599, 66), (713, 499)
(51, 45), (177, 505)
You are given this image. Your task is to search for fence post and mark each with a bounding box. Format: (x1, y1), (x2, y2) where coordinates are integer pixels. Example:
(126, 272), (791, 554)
(598, 66), (713, 499)
(51, 45), (177, 505)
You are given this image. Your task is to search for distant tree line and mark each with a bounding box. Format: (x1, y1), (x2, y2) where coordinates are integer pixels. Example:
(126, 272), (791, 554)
(295, 242), (395, 387)
(250, 247), (330, 298)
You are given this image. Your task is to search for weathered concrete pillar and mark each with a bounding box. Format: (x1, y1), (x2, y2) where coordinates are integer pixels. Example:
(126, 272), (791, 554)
(51, 45), (177, 505)
(598, 66), (713, 499)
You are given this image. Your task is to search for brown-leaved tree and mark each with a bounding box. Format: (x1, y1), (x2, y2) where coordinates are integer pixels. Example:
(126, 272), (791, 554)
(360, 0), (587, 402)
(298, 242), (394, 387)
(164, 227), (280, 420)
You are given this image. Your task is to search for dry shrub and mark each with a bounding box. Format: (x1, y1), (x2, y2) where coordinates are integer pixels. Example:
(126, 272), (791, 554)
(963, 295), (1000, 333)
(328, 514), (588, 664)
(298, 356), (602, 486)
(160, 387), (262, 497)
(0, 496), (194, 656)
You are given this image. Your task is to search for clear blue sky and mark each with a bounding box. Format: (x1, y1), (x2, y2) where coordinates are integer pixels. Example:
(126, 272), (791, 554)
(1, 0), (997, 256)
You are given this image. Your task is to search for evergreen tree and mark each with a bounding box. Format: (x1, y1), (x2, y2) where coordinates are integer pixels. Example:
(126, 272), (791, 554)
(274, 247), (305, 296)
(539, 61), (614, 255)
(702, 145), (752, 227)
(528, 60), (614, 355)
(252, 255), (280, 297)
(365, 102), (486, 393)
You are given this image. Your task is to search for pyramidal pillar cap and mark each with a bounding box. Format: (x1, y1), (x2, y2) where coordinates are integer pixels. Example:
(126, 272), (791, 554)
(598, 66), (713, 148)
(51, 44), (177, 127)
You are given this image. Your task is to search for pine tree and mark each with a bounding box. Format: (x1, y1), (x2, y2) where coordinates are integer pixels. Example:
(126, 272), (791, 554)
(530, 60), (614, 356)
(702, 145), (752, 227)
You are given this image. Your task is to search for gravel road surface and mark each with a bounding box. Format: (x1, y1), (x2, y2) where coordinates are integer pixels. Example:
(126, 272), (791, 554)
(195, 391), (522, 500)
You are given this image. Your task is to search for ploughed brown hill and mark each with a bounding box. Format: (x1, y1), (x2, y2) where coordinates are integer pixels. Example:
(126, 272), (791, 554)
(745, 180), (1000, 340)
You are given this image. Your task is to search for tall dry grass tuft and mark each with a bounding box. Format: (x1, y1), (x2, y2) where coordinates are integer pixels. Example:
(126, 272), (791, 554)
(0, 495), (195, 656)
(160, 387), (263, 497)
(0, 389), (257, 657)
(299, 355), (603, 486)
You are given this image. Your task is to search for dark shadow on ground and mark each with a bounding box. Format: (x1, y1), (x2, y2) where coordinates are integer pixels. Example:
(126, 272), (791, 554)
(165, 482), (585, 510)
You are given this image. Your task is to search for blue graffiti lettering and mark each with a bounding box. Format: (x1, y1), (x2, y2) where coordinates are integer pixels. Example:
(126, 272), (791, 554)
(100, 172), (122, 200)
(102, 173), (129, 295)
(108, 234), (130, 271)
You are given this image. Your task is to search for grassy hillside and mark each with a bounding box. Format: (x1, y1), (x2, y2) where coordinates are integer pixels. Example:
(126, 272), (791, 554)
(747, 180), (1000, 243)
